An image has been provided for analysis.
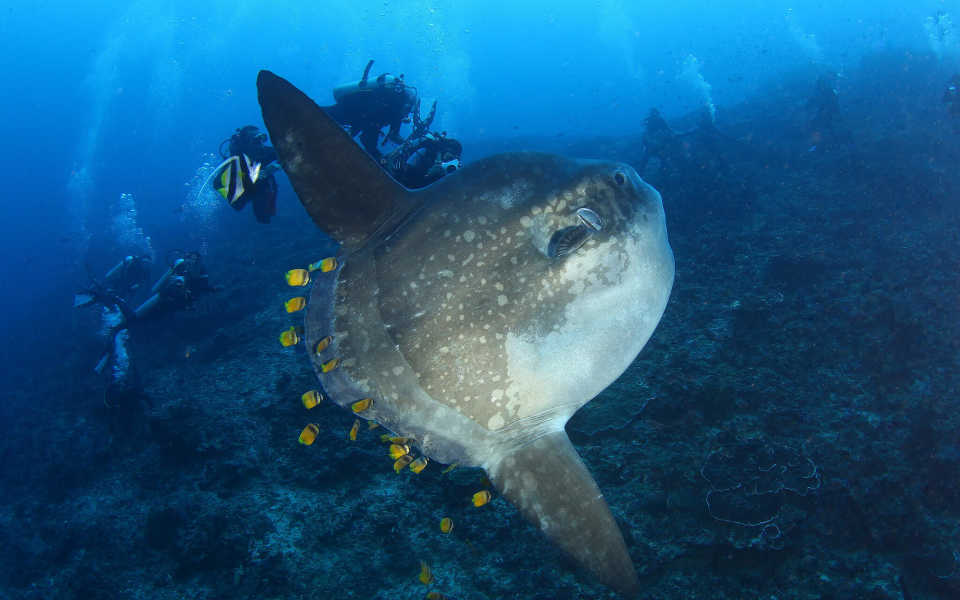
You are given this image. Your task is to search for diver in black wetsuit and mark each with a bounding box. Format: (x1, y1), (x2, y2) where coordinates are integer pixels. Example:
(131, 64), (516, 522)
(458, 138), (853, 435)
(325, 59), (463, 188)
(78, 252), (217, 407)
(387, 132), (463, 188)
(638, 108), (686, 176)
(324, 60), (419, 162)
(217, 125), (280, 223)
(74, 255), (152, 407)
(223, 125), (278, 165)
(74, 254), (152, 309)
(129, 251), (215, 322)
(102, 255), (152, 296)
(808, 73), (841, 142)
(380, 96), (463, 188)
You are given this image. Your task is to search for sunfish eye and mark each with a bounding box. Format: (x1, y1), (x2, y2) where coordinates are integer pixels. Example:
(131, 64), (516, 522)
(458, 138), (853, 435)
(547, 225), (592, 259)
(576, 207), (603, 232)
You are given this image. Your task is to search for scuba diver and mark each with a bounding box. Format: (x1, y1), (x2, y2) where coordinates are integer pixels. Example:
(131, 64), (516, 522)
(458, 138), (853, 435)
(74, 255), (152, 407)
(128, 251), (216, 322)
(102, 254), (151, 295)
(94, 304), (138, 408)
(380, 95), (463, 188)
(74, 254), (152, 308)
(77, 251), (216, 407)
(383, 131), (463, 188)
(324, 59), (419, 162)
(807, 73), (841, 147)
(637, 108), (686, 177)
(202, 125), (280, 224)
(944, 74), (960, 119)
(326, 59), (463, 188)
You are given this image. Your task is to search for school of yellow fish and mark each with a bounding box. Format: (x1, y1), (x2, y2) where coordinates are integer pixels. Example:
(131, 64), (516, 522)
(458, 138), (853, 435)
(281, 258), (499, 598)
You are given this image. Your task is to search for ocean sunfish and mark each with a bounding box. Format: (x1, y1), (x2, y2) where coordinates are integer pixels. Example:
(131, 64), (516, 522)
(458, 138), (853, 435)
(257, 70), (674, 597)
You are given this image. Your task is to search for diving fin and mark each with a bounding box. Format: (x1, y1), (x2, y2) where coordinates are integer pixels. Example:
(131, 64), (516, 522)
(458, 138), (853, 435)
(74, 293), (95, 308)
(487, 431), (640, 598)
(93, 351), (110, 375)
(256, 70), (415, 251)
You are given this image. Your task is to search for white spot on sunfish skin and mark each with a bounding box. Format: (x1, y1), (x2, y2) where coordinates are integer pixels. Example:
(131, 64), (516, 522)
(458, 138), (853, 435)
(497, 295), (508, 306)
(488, 413), (505, 430)
(522, 472), (539, 491)
(392, 366), (404, 376)
(463, 230), (476, 243)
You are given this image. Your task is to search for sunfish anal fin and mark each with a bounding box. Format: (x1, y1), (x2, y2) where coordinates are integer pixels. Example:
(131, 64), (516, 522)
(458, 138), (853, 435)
(487, 430), (640, 598)
(256, 69), (414, 251)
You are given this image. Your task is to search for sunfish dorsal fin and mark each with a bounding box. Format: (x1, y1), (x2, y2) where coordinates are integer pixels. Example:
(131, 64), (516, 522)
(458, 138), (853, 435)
(488, 431), (639, 598)
(257, 69), (413, 251)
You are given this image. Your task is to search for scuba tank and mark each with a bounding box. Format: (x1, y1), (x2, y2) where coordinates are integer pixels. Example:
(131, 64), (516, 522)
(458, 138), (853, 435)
(151, 258), (185, 296)
(333, 59), (408, 102)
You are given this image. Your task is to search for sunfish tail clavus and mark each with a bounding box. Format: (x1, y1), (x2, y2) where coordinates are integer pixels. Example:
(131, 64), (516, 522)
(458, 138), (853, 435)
(257, 69), (674, 597)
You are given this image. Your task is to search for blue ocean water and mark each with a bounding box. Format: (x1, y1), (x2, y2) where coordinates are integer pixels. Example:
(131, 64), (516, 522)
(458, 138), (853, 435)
(0, 0), (947, 354)
(2, 1), (960, 598)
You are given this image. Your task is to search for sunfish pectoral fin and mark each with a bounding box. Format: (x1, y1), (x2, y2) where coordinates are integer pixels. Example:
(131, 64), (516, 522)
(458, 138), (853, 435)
(487, 430), (640, 598)
(256, 70), (416, 251)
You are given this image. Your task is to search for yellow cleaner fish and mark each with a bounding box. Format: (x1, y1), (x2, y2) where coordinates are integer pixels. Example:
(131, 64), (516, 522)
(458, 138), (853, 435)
(351, 397), (373, 413)
(389, 444), (410, 459)
(279, 326), (301, 347)
(439, 517), (454, 534)
(348, 419), (359, 441)
(314, 335), (332, 354)
(472, 490), (492, 507)
(285, 296), (306, 313)
(393, 454), (413, 473)
(409, 456), (429, 474)
(285, 268), (310, 287)
(418, 560), (434, 585)
(298, 424), (319, 445)
(301, 390), (323, 409)
(308, 257), (338, 273)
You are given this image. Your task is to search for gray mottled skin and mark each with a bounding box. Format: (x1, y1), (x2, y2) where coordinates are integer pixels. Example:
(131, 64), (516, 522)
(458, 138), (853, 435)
(258, 71), (674, 598)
